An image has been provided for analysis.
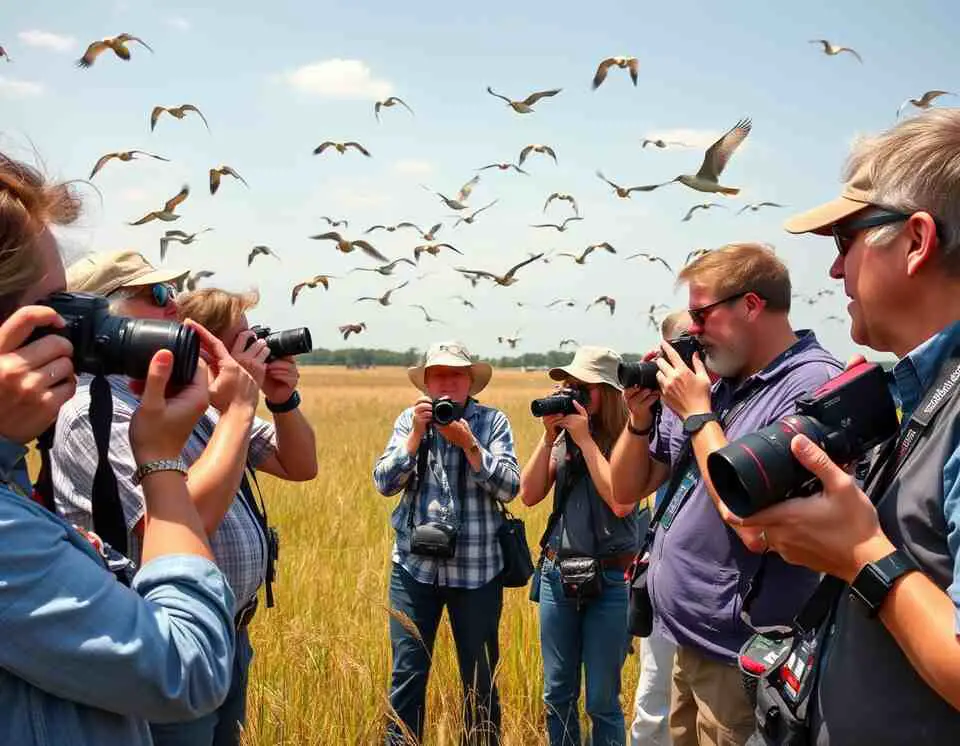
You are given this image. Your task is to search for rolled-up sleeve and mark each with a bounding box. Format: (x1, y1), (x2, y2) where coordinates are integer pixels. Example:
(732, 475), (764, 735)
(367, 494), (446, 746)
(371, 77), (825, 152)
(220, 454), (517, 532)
(470, 410), (521, 503)
(373, 409), (417, 496)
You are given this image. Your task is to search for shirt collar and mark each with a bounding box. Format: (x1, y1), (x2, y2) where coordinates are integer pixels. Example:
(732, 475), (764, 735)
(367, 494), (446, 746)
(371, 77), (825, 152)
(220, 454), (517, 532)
(892, 319), (960, 418)
(715, 329), (819, 401)
(0, 437), (28, 475)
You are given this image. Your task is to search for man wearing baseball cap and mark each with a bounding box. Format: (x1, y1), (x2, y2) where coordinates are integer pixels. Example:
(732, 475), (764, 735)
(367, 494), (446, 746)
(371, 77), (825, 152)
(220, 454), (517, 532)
(740, 110), (960, 745)
(374, 341), (520, 746)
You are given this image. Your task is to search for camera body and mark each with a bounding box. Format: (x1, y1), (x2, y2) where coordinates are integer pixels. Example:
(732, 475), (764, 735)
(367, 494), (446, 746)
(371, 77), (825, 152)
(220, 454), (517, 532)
(247, 324), (313, 363)
(707, 362), (900, 518)
(27, 292), (199, 386)
(409, 521), (459, 558)
(432, 396), (465, 426)
(618, 333), (704, 390)
(531, 386), (590, 417)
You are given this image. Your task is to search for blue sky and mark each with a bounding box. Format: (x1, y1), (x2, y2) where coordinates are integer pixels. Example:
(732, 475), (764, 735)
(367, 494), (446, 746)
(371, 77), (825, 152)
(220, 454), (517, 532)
(3, 0), (958, 359)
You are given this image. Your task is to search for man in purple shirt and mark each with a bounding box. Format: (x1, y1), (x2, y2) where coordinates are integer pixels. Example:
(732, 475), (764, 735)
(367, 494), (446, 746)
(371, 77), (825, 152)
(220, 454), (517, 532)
(611, 243), (842, 745)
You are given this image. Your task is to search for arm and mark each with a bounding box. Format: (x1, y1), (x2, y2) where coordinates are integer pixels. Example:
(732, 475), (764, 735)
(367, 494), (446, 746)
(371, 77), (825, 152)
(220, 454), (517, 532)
(465, 410), (521, 503)
(255, 357), (318, 481)
(520, 433), (558, 507)
(373, 409), (419, 496)
(610, 400), (670, 505)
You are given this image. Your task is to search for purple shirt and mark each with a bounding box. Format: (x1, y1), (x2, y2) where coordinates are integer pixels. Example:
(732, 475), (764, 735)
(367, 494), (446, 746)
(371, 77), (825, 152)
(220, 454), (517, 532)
(648, 331), (842, 663)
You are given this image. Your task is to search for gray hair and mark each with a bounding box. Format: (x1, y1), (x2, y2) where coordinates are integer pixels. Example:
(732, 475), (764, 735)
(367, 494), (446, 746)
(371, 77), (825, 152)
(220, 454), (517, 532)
(661, 309), (692, 340)
(106, 286), (139, 313)
(847, 109), (960, 271)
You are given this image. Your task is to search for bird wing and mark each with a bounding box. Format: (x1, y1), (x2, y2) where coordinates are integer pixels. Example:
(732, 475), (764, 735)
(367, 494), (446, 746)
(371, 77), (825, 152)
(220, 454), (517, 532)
(504, 253), (544, 279)
(393, 96), (414, 114)
(655, 257), (675, 274)
(209, 169), (221, 195)
(345, 142), (371, 156)
(920, 90), (953, 105)
(522, 88), (561, 106)
(592, 58), (616, 89)
(77, 40), (109, 68)
(595, 170), (619, 189)
(561, 216), (583, 229)
(758, 201), (784, 208)
(838, 46), (863, 62)
(163, 185), (190, 212)
(696, 118), (752, 181)
(543, 145), (558, 162)
(681, 205), (703, 222)
(291, 283), (307, 305)
(118, 35), (154, 53)
(149, 105), (166, 131)
(220, 166), (247, 187)
(396, 222), (421, 233)
(435, 243), (462, 254)
(458, 175), (480, 202)
(374, 101), (383, 121)
(597, 242), (616, 253)
(486, 86), (511, 104)
(180, 104), (210, 130)
(313, 141), (336, 155)
(89, 153), (119, 179)
(627, 57), (640, 85)
(530, 222), (559, 230)
(310, 231), (343, 242)
(543, 193), (559, 211)
(427, 223), (442, 237)
(809, 40), (830, 53)
(353, 240), (389, 262)
(474, 199), (498, 216)
(518, 145), (533, 165)
(626, 182), (670, 194)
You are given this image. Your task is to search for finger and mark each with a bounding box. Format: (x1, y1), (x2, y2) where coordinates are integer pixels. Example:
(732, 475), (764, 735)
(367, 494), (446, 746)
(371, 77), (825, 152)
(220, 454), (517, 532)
(654, 357), (673, 375)
(184, 319), (231, 362)
(231, 330), (257, 357)
(0, 306), (65, 353)
(846, 353), (866, 370)
(19, 356), (76, 393)
(6, 334), (74, 370)
(139, 349), (175, 409)
(572, 400), (587, 415)
(691, 352), (708, 376)
(253, 345), (271, 364)
(38, 377), (78, 415)
(642, 348), (660, 362)
(660, 340), (682, 367)
(789, 434), (850, 492)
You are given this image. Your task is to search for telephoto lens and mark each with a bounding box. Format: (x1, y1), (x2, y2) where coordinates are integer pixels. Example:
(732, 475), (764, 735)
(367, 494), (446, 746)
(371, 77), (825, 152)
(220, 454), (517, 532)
(530, 387), (589, 417)
(432, 396), (464, 425)
(249, 325), (314, 362)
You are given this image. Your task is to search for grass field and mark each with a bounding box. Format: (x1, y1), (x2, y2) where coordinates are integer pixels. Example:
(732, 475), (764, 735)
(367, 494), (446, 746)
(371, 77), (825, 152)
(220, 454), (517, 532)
(241, 366), (642, 745)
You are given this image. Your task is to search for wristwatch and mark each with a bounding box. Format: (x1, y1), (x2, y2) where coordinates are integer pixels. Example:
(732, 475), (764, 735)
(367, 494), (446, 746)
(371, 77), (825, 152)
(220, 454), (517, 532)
(682, 412), (719, 435)
(849, 549), (919, 616)
(266, 390), (301, 414)
(133, 458), (188, 485)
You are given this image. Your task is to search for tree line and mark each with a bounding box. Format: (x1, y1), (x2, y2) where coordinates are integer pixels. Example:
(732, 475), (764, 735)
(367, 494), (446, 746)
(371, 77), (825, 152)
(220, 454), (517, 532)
(297, 348), (649, 369)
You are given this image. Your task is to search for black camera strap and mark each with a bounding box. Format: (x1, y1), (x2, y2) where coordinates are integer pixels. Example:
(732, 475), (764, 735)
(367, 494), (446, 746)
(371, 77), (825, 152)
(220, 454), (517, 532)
(405, 428), (467, 533)
(89, 373), (129, 558)
(544, 434), (606, 558)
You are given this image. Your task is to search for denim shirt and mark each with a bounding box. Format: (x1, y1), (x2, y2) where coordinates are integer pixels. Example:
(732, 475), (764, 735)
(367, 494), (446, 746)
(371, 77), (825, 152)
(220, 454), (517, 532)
(0, 437), (236, 745)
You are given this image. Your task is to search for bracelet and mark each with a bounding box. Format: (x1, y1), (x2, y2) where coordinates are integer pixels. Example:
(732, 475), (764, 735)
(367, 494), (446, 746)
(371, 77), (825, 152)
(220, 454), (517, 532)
(133, 458), (188, 485)
(627, 421), (654, 437)
(266, 390), (301, 414)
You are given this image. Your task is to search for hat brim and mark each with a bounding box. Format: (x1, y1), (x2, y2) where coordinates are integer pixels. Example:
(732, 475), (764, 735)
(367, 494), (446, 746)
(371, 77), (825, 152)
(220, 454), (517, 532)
(407, 359), (493, 397)
(122, 267), (190, 289)
(548, 364), (623, 391)
(784, 195), (871, 236)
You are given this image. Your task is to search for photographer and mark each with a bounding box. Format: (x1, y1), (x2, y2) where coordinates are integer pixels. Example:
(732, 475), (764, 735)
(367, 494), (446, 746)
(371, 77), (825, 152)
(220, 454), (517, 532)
(610, 244), (842, 746)
(519, 346), (638, 746)
(51, 254), (316, 746)
(0, 153), (234, 743)
(373, 341), (520, 746)
(737, 110), (960, 745)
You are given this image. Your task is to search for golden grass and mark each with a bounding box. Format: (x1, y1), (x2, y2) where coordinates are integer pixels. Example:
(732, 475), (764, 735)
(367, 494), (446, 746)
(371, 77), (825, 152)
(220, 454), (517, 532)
(242, 367), (641, 745)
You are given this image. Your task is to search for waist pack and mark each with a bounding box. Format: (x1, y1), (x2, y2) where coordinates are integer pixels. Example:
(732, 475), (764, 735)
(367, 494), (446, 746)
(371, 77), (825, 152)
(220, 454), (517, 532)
(558, 556), (604, 604)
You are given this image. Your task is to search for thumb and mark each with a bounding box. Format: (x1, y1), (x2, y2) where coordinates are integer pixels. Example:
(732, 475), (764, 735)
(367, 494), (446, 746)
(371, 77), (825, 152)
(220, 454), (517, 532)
(572, 399), (588, 416)
(789, 434), (847, 491)
(692, 352), (708, 376)
(140, 349), (174, 409)
(0, 306), (64, 353)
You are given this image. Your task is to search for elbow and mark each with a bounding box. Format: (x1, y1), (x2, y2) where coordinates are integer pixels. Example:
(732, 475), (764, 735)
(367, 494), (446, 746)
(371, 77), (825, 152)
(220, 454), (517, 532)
(287, 461), (318, 482)
(519, 488), (542, 507)
(611, 482), (635, 507)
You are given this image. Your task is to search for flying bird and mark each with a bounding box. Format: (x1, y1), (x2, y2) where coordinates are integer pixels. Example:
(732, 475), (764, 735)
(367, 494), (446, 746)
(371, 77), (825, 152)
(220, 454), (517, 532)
(592, 56), (640, 89)
(478, 162), (528, 175)
(414, 242), (462, 262)
(313, 141), (371, 157)
(530, 216), (583, 232)
(547, 298), (577, 308)
(897, 90), (955, 118)
(596, 170), (667, 198)
(291, 275), (337, 305)
(339, 322), (367, 340)
(543, 192), (579, 216)
(453, 200), (498, 227)
(625, 252), (674, 275)
(455, 253), (544, 287)
(402, 222), (443, 241)
(641, 138), (691, 149)
(209, 166), (248, 195)
(809, 39), (863, 63)
(518, 144), (558, 166)
(486, 86), (561, 114)
(451, 295), (475, 309)
(159, 228), (212, 261)
(559, 339), (579, 349)
(319, 216), (349, 229)
(410, 304), (444, 324)
(77, 34), (153, 68)
(128, 185), (189, 226)
(682, 202), (728, 222)
(429, 175), (480, 211)
(557, 242), (616, 265)
(365, 222), (422, 235)
(150, 104), (209, 132)
(668, 118), (753, 195)
(738, 201), (786, 214)
(823, 315), (846, 324)
(498, 332), (522, 349)
(0, 47), (12, 63)
(184, 270), (214, 292)
(310, 231), (390, 262)
(684, 248), (712, 266)
(248, 245), (280, 266)
(374, 96), (414, 121)
(644, 303), (670, 330)
(357, 281), (409, 307)
(588, 296), (617, 316)
(89, 150), (169, 179)
(350, 258), (417, 276)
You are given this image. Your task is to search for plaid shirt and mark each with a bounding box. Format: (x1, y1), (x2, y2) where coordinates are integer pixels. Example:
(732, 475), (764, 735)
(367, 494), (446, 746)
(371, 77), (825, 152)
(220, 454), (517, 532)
(374, 399), (520, 589)
(51, 374), (276, 608)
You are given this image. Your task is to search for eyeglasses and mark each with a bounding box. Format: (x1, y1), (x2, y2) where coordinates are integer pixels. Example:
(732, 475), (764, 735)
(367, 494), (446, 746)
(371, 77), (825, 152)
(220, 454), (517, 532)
(147, 283), (175, 308)
(832, 210), (911, 257)
(688, 292), (752, 327)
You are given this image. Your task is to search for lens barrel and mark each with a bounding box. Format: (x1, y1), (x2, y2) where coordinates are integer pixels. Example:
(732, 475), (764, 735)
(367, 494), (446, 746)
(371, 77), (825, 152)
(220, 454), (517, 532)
(264, 327), (313, 361)
(617, 361), (659, 390)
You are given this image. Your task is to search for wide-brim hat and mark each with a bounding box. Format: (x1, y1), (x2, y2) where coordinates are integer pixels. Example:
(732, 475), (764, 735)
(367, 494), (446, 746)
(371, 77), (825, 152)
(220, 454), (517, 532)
(407, 341), (493, 397)
(548, 345), (623, 391)
(67, 250), (189, 296)
(784, 163), (876, 236)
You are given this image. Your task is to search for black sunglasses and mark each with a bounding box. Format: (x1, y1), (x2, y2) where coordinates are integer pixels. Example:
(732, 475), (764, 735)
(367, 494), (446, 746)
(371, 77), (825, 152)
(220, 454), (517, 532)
(688, 291), (752, 326)
(832, 210), (911, 257)
(147, 283), (175, 308)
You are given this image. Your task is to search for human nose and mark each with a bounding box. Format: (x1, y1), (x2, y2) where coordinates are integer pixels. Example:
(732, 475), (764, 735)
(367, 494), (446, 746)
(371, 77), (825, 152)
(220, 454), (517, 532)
(829, 253), (845, 280)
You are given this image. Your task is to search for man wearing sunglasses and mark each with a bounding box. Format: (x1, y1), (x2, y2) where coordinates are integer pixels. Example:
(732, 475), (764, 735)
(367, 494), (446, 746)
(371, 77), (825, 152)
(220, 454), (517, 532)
(611, 243), (842, 746)
(737, 111), (960, 745)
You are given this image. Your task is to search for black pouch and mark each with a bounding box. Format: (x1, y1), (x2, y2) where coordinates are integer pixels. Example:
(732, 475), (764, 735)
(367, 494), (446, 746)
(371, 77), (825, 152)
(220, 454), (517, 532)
(558, 556), (603, 601)
(410, 522), (458, 558)
(627, 553), (654, 637)
(747, 678), (810, 746)
(496, 505), (535, 588)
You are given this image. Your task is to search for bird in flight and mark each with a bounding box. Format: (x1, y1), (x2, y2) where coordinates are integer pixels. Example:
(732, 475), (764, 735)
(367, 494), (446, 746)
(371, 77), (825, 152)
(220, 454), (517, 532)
(823, 315), (846, 324)
(738, 201), (785, 214)
(151, 104), (209, 132)
(625, 252), (674, 275)
(547, 298), (577, 308)
(159, 228), (212, 261)
(544, 192), (579, 216)
(129, 185), (190, 226)
(184, 270), (215, 292)
(645, 303), (670, 331)
(365, 222), (422, 235)
(661, 118), (753, 196)
(451, 295), (476, 309)
(310, 232), (390, 263)
(313, 141), (371, 157)
(559, 338), (579, 349)
(350, 258), (417, 276)
(455, 253), (544, 287)
(209, 166), (248, 195)
(319, 216), (349, 229)
(641, 138), (691, 149)
(530, 216), (583, 232)
(519, 144), (558, 166)
(588, 296), (617, 316)
(410, 304), (444, 324)
(89, 150), (168, 179)
(453, 200), (498, 227)
(684, 248), (712, 266)
(357, 281), (409, 307)
(896, 90), (955, 118)
(248, 245), (280, 266)
(429, 175), (480, 211)
(809, 39), (863, 63)
(682, 202), (728, 222)
(291, 275), (337, 305)
(486, 86), (561, 114)
(592, 56), (640, 89)
(77, 34), (153, 68)
(0, 47), (12, 63)
(402, 222), (443, 242)
(339, 322), (367, 340)
(596, 171), (665, 199)
(374, 96), (414, 121)
(478, 162), (528, 175)
(414, 242), (462, 262)
(558, 243), (617, 265)
(498, 332), (522, 349)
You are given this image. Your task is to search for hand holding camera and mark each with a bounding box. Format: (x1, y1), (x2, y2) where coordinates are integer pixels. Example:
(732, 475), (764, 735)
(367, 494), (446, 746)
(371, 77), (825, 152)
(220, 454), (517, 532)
(655, 340), (712, 420)
(186, 320), (260, 413)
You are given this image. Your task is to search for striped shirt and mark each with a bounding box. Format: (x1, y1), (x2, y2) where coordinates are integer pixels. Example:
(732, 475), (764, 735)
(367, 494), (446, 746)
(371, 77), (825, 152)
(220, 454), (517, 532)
(373, 399), (520, 589)
(51, 374), (276, 608)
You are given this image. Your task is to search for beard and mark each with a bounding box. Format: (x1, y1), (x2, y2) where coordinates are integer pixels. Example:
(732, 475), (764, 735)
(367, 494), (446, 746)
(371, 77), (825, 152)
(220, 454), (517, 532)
(702, 336), (749, 378)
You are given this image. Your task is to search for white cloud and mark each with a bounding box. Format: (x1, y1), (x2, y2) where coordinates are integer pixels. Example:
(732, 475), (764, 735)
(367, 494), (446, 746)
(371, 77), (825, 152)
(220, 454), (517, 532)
(118, 187), (149, 203)
(167, 17), (191, 32)
(17, 29), (77, 53)
(393, 159), (434, 177)
(642, 128), (721, 149)
(0, 76), (44, 97)
(283, 58), (392, 100)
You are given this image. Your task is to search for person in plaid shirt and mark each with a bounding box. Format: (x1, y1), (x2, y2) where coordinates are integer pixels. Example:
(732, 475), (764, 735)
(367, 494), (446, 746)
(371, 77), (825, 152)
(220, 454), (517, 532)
(374, 341), (520, 746)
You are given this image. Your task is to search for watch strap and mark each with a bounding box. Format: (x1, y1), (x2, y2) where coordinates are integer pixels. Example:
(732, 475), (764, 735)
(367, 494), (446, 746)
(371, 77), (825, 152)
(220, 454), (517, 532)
(850, 549), (919, 616)
(683, 412), (719, 434)
(133, 458), (188, 486)
(266, 390), (301, 414)
(627, 421), (654, 437)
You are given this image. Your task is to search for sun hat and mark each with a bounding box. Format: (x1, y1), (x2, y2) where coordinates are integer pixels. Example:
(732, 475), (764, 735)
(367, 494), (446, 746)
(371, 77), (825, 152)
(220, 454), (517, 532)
(67, 250), (189, 296)
(784, 162), (876, 236)
(548, 345), (624, 391)
(407, 341), (493, 397)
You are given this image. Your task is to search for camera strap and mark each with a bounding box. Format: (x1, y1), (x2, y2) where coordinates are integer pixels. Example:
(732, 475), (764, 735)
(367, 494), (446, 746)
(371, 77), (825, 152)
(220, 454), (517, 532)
(89, 373), (129, 558)
(405, 429), (467, 533)
(547, 434), (606, 559)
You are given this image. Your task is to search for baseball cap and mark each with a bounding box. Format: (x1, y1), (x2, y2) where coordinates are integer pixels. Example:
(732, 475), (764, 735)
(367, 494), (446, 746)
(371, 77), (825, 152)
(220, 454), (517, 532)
(783, 163), (876, 236)
(549, 345), (624, 391)
(67, 250), (189, 296)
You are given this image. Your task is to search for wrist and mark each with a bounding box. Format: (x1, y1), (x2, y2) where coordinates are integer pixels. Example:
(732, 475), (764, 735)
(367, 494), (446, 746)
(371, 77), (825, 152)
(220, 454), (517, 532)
(629, 412), (652, 430)
(844, 533), (897, 584)
(266, 389), (300, 413)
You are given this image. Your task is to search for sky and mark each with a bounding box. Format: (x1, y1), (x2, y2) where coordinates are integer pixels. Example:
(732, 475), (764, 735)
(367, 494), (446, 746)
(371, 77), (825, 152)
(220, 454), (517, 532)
(3, 0), (959, 360)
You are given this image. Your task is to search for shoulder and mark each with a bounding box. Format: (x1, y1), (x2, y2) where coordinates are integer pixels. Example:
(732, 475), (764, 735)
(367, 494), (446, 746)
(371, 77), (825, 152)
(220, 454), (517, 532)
(473, 403), (510, 427)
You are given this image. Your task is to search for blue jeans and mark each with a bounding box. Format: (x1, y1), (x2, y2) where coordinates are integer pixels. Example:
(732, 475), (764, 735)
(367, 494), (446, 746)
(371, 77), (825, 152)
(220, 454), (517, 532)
(539, 558), (631, 746)
(386, 563), (503, 746)
(150, 627), (254, 746)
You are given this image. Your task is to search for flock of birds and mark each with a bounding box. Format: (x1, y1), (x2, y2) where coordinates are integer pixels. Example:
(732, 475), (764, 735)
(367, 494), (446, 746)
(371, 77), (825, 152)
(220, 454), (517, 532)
(2, 30), (954, 349)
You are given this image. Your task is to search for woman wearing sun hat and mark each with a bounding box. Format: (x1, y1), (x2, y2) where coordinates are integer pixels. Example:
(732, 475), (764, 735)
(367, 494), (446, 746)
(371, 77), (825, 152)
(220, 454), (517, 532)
(520, 345), (640, 746)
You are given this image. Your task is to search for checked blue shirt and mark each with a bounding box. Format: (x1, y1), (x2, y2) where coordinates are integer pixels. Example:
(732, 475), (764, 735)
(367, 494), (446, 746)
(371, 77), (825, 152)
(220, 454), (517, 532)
(374, 399), (520, 589)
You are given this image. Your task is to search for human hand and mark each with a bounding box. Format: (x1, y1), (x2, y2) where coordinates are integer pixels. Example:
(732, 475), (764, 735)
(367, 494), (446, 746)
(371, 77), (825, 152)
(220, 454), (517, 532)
(184, 320), (260, 412)
(436, 417), (477, 452)
(411, 396), (433, 438)
(556, 400), (591, 447)
(542, 413), (564, 442)
(230, 329), (269, 390)
(262, 356), (299, 405)
(656, 342), (712, 420)
(0, 306), (77, 443)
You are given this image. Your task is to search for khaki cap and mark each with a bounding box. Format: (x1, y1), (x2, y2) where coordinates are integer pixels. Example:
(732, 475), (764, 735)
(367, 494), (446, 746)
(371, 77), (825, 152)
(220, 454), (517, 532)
(67, 250), (189, 296)
(784, 163), (876, 235)
(407, 341), (493, 397)
(549, 345), (623, 391)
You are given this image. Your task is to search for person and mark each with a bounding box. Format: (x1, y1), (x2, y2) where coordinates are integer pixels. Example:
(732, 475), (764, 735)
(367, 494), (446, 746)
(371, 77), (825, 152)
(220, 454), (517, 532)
(0, 152), (235, 743)
(739, 109), (960, 745)
(610, 243), (843, 746)
(519, 346), (638, 746)
(50, 255), (318, 746)
(373, 341), (521, 746)
(629, 310), (692, 746)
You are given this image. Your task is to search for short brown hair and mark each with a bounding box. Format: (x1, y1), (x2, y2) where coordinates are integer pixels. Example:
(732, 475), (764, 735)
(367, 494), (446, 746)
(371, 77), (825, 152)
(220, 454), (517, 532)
(0, 153), (81, 318)
(678, 242), (791, 312)
(660, 309), (691, 340)
(176, 287), (260, 340)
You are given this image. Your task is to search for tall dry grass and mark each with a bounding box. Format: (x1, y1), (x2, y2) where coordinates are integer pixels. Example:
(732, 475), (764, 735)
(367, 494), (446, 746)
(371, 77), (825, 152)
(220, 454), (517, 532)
(242, 367), (641, 745)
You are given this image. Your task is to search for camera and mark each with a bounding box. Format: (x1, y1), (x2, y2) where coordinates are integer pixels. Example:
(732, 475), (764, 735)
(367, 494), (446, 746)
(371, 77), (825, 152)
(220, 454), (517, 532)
(410, 522), (459, 558)
(706, 362), (899, 518)
(530, 386), (590, 417)
(246, 325), (313, 362)
(27, 292), (199, 386)
(432, 396), (464, 426)
(617, 333), (705, 389)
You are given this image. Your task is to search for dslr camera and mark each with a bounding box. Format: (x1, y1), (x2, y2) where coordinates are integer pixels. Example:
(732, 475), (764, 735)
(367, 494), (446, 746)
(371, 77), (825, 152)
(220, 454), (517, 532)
(27, 292), (199, 386)
(246, 325), (313, 362)
(617, 333), (705, 390)
(432, 396), (465, 426)
(531, 386), (590, 417)
(707, 362), (899, 518)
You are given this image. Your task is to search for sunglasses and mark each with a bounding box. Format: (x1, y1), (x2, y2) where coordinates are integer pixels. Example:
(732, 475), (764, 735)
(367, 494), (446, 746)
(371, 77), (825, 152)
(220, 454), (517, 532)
(688, 291), (753, 327)
(832, 210), (911, 257)
(146, 283), (176, 308)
